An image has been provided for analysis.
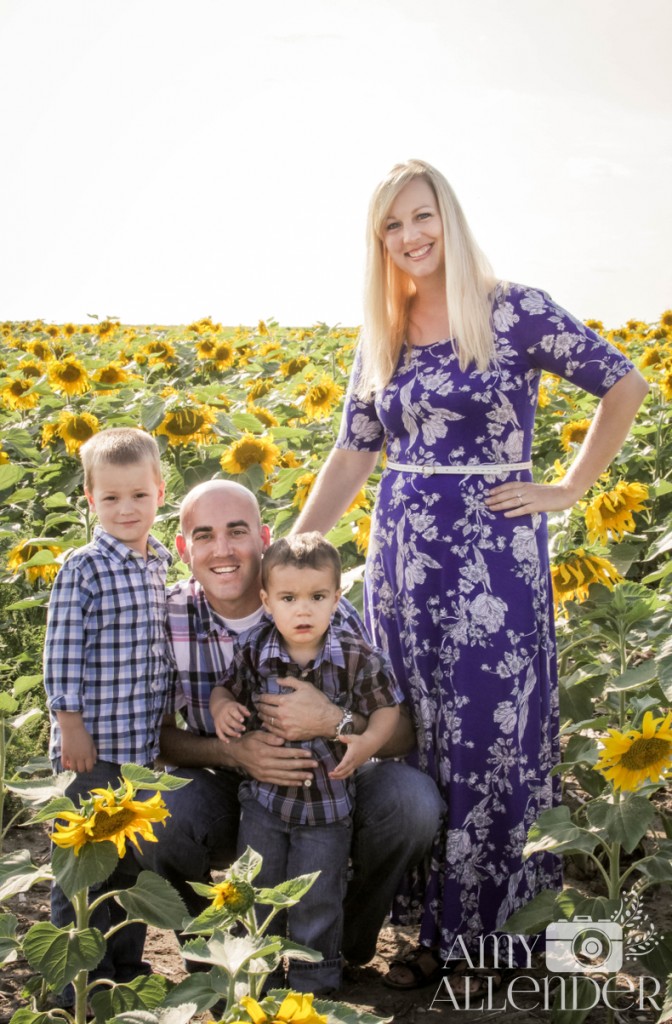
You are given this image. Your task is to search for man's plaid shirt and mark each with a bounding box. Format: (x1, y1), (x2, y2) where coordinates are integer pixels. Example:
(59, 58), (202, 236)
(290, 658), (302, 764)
(225, 618), (403, 826)
(44, 527), (172, 765)
(165, 577), (373, 734)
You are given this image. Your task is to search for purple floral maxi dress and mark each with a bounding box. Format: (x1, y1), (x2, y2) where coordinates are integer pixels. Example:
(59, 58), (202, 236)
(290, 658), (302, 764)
(335, 284), (635, 957)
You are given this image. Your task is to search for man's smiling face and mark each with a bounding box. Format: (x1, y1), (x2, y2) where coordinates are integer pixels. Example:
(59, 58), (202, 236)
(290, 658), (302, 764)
(176, 482), (270, 618)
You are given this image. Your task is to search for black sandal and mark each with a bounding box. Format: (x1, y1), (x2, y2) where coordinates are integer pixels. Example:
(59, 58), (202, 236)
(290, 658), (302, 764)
(442, 958), (513, 999)
(383, 946), (443, 990)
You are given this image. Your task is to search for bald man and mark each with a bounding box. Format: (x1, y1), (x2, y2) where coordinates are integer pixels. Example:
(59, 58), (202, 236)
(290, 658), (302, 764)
(142, 480), (444, 972)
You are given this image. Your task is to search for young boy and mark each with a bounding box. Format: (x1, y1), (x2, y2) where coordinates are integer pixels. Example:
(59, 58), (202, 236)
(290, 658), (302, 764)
(44, 427), (171, 993)
(210, 532), (402, 994)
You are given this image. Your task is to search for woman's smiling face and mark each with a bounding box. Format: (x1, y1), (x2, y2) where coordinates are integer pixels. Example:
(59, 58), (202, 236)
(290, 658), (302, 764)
(382, 176), (444, 282)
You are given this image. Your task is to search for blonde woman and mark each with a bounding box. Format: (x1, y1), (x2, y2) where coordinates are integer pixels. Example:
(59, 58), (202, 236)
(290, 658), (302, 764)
(292, 160), (647, 993)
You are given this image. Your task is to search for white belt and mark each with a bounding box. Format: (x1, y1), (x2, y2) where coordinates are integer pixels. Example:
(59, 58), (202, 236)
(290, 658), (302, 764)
(385, 460), (532, 476)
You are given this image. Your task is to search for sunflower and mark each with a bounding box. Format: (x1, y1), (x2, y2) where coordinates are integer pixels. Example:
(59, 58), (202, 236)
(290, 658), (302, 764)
(46, 324), (60, 338)
(48, 356), (90, 396)
(658, 362), (672, 402)
(43, 410), (100, 454)
(51, 781), (170, 858)
(292, 472), (317, 510)
(249, 404), (279, 429)
(584, 480), (649, 545)
(281, 355), (310, 377)
(1, 377), (40, 410)
(62, 323), (77, 337)
(550, 549), (623, 610)
(92, 362), (134, 388)
(137, 340), (177, 365)
(220, 433), (281, 477)
(205, 339), (236, 370)
(195, 336), (217, 359)
(347, 488), (369, 514)
(18, 360), (44, 380)
(209, 878), (255, 913)
(560, 418), (591, 451)
(247, 378), (274, 402)
(156, 404), (218, 447)
(537, 383), (551, 408)
(257, 320), (269, 336)
(280, 451), (301, 469)
(625, 319), (646, 334)
(354, 514), (372, 555)
(300, 376), (343, 420)
(594, 711), (672, 792)
(259, 340), (282, 359)
(584, 319), (604, 334)
(28, 340), (52, 361)
(660, 310), (672, 329)
(96, 320), (116, 339)
(639, 345), (665, 370)
(6, 540), (64, 584)
(234, 994), (327, 1024)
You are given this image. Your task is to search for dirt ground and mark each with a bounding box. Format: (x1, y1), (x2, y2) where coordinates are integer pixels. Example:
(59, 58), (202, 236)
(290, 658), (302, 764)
(1, 820), (669, 1024)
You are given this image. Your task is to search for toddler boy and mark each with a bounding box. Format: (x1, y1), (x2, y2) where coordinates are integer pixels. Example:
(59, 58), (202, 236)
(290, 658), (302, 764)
(44, 427), (171, 992)
(210, 532), (401, 994)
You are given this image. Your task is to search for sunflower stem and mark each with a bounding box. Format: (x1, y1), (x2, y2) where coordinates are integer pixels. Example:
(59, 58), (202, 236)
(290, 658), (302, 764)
(72, 888), (91, 1024)
(617, 626), (629, 730)
(0, 717), (6, 854)
(584, 849), (613, 891)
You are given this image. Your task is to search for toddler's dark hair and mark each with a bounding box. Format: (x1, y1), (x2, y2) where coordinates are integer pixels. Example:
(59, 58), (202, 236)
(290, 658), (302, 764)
(262, 532), (341, 590)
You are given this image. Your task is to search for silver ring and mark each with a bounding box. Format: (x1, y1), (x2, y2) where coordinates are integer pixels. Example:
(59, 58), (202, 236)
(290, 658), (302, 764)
(270, 716), (275, 727)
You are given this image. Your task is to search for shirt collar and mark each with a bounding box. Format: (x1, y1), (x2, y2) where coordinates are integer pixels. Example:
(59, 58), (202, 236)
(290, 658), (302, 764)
(263, 621), (346, 671)
(92, 525), (171, 566)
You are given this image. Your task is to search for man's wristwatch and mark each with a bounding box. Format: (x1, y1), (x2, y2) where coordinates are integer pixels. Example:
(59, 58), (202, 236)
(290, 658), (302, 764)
(333, 709), (354, 738)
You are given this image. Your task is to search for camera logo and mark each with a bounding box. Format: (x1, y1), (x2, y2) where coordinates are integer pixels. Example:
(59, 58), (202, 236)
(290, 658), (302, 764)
(546, 916), (623, 973)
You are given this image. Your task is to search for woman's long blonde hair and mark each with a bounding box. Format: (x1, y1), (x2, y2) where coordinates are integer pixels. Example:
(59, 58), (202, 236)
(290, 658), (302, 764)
(356, 159), (498, 396)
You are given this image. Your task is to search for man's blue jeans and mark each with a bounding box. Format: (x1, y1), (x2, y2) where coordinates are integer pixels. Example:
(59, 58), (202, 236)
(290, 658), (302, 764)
(238, 796), (351, 993)
(51, 760), (149, 1003)
(139, 758), (445, 969)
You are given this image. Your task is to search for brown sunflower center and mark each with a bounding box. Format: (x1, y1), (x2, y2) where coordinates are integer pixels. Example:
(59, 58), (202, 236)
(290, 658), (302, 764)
(620, 736), (672, 771)
(167, 410), (206, 435)
(66, 417), (96, 441)
(10, 379), (32, 396)
(235, 441), (266, 467)
(214, 345), (233, 361)
(285, 357), (308, 375)
(99, 368), (122, 384)
(59, 363), (84, 383)
(90, 807), (136, 840)
(308, 385), (331, 406)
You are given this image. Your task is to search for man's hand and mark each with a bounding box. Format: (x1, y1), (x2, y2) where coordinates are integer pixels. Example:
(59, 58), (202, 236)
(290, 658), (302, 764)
(256, 677), (341, 742)
(229, 731), (317, 786)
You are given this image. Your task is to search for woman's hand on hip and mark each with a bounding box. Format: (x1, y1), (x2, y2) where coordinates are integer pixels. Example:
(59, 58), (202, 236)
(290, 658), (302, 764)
(485, 481), (581, 517)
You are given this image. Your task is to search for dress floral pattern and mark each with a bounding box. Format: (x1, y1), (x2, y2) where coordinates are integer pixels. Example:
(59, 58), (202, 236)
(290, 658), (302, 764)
(336, 283), (634, 957)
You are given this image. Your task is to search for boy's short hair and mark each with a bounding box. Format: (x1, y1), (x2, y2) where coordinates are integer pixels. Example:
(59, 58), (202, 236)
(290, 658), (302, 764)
(262, 532), (341, 591)
(80, 428), (162, 491)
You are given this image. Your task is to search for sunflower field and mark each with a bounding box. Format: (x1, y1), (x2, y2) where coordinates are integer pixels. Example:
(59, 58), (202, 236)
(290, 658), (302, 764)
(1, 312), (672, 1016)
(1, 313), (671, 765)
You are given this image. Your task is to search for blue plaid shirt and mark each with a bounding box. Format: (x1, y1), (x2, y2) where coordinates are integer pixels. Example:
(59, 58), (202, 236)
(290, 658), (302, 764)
(226, 618), (403, 826)
(44, 526), (172, 765)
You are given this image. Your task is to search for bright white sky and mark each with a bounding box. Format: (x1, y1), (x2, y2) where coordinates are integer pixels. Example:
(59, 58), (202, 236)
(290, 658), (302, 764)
(1, 0), (671, 329)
